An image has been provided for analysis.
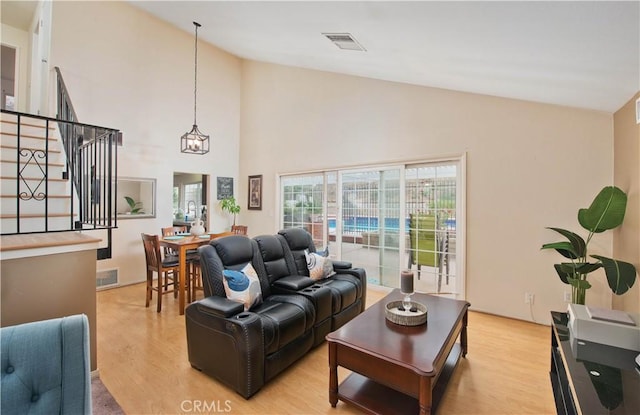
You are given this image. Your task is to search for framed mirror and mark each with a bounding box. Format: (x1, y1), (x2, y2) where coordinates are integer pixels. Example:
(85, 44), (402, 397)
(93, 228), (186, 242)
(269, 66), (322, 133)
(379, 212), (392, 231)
(117, 177), (156, 219)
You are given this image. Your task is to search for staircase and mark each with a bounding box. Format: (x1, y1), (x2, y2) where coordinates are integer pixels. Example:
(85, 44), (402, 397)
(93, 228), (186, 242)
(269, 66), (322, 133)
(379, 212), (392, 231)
(1, 113), (75, 233)
(0, 67), (119, 259)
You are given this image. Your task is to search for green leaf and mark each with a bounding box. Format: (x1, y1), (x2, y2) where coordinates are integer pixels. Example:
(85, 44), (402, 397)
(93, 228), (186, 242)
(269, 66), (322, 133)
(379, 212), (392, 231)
(541, 242), (578, 259)
(567, 277), (592, 290)
(546, 227), (586, 257)
(578, 186), (627, 233)
(553, 264), (572, 284)
(559, 262), (601, 275)
(124, 196), (136, 209)
(574, 262), (602, 274)
(591, 255), (637, 295)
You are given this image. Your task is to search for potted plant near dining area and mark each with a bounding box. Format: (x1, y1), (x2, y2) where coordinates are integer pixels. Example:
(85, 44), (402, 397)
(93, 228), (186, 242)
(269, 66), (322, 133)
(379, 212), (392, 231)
(220, 196), (241, 227)
(541, 186), (637, 304)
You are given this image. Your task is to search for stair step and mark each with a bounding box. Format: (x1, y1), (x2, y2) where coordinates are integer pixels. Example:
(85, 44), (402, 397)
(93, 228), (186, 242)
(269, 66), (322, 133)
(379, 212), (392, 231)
(0, 212), (74, 219)
(0, 195), (70, 199)
(1, 163), (66, 178)
(1, 176), (67, 182)
(1, 131), (58, 141)
(0, 159), (65, 167)
(0, 216), (78, 234)
(1, 194), (74, 215)
(1, 119), (56, 130)
(0, 144), (62, 154)
(1, 180), (69, 195)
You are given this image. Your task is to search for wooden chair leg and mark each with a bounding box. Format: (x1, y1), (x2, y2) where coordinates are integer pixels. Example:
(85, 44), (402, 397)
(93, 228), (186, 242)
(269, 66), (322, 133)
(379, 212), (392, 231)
(172, 271), (178, 299)
(157, 271), (163, 313)
(185, 267), (192, 304)
(190, 263), (200, 302)
(146, 270), (152, 308)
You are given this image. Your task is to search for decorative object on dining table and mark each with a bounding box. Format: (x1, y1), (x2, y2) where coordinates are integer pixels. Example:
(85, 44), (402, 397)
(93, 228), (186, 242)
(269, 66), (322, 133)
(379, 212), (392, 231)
(190, 217), (206, 236)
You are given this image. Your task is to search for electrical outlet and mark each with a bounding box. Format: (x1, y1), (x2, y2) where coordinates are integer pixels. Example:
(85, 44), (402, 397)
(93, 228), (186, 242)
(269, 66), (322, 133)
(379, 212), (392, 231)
(564, 292), (572, 302)
(524, 292), (534, 304)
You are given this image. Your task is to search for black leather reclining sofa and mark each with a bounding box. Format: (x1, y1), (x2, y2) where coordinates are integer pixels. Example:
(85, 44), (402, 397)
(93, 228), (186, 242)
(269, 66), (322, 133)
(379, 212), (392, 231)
(185, 228), (367, 398)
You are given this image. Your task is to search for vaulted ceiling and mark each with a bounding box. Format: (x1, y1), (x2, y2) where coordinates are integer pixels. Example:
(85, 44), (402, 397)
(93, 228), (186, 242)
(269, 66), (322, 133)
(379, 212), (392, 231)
(3, 1), (638, 112)
(130, 1), (639, 112)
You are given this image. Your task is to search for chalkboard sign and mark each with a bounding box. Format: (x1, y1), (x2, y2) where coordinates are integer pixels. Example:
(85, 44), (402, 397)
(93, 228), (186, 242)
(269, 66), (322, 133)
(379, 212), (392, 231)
(217, 177), (234, 200)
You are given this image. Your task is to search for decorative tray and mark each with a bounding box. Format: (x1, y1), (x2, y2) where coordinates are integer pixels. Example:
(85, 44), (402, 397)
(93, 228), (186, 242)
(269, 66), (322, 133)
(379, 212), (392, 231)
(385, 301), (427, 326)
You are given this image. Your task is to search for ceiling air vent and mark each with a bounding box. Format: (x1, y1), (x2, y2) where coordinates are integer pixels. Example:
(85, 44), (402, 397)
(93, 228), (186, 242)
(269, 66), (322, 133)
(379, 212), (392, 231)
(322, 33), (366, 51)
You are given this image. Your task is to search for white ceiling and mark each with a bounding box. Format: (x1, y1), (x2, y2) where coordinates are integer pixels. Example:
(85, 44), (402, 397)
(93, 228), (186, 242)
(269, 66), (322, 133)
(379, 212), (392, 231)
(128, 1), (640, 113)
(3, 1), (639, 112)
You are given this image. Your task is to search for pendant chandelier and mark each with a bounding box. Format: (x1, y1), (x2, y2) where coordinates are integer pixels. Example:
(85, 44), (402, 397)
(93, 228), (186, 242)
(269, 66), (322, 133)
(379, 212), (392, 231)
(181, 21), (210, 155)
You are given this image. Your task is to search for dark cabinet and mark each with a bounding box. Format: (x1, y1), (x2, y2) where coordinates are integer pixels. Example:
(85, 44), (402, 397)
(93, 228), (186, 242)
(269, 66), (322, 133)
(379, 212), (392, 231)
(549, 311), (639, 415)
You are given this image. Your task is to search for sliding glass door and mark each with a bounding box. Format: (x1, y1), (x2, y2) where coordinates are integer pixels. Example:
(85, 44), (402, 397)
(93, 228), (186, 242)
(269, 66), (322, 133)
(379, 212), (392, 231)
(338, 168), (401, 286)
(405, 163), (459, 295)
(279, 156), (465, 299)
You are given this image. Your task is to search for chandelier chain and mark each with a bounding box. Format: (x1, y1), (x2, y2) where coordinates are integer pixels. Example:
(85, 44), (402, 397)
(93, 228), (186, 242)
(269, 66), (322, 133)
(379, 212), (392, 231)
(193, 21), (199, 126)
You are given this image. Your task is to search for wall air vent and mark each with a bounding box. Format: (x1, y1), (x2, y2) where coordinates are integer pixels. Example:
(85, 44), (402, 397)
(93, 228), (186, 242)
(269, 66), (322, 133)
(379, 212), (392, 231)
(322, 33), (366, 51)
(96, 268), (118, 290)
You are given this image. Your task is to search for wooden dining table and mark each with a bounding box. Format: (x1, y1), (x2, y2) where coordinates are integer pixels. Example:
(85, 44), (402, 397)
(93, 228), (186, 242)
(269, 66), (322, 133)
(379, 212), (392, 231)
(159, 232), (234, 315)
(159, 234), (209, 315)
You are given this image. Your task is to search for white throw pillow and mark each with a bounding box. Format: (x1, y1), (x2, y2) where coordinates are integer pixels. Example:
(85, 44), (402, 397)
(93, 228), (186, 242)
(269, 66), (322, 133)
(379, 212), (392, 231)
(305, 249), (335, 280)
(222, 263), (262, 311)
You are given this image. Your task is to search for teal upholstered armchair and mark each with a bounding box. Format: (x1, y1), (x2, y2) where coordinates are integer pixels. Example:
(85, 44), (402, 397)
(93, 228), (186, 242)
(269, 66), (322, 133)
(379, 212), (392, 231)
(1, 314), (92, 414)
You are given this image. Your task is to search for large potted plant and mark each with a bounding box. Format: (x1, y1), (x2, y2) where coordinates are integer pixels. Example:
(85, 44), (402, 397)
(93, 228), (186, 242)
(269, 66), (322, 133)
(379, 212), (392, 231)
(541, 186), (637, 304)
(220, 196), (241, 226)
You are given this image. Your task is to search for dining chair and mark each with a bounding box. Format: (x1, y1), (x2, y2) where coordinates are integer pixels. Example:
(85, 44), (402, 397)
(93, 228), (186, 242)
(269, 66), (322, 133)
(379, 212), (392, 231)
(408, 213), (445, 291)
(187, 231), (237, 300)
(208, 231), (236, 240)
(161, 226), (188, 258)
(161, 226), (200, 302)
(231, 225), (248, 235)
(141, 233), (182, 312)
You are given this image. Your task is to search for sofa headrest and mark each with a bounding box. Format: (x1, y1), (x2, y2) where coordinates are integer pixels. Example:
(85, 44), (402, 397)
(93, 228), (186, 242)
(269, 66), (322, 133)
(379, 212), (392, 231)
(254, 235), (285, 262)
(277, 228), (313, 252)
(211, 235), (254, 267)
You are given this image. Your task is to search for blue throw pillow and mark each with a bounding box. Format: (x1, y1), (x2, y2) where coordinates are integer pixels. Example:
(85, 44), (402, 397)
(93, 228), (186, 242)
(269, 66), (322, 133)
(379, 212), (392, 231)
(222, 263), (262, 311)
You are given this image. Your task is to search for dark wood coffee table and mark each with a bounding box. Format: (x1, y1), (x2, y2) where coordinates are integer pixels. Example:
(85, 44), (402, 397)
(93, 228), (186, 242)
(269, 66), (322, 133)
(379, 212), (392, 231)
(327, 289), (470, 415)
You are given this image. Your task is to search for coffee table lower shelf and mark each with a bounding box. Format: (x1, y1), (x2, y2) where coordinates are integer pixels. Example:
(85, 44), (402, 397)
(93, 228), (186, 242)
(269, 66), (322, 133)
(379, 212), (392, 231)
(335, 343), (462, 415)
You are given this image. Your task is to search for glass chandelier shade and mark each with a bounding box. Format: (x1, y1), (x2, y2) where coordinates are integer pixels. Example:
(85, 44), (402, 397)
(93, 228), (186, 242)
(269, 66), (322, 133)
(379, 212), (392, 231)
(181, 21), (210, 155)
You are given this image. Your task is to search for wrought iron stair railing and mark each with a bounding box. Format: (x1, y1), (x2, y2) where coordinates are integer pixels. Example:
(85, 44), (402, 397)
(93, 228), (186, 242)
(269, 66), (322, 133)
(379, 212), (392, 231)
(0, 68), (118, 259)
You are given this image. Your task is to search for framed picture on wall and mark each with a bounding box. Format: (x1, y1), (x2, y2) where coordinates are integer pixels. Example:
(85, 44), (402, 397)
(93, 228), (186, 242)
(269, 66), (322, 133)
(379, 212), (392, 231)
(248, 175), (262, 210)
(217, 177), (234, 200)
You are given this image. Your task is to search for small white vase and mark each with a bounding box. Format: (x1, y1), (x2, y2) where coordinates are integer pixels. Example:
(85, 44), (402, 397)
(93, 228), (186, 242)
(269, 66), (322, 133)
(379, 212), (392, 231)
(190, 218), (205, 236)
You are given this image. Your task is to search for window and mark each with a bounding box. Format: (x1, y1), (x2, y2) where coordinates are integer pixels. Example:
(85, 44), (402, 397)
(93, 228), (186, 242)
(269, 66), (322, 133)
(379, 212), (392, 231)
(183, 183), (202, 218)
(281, 174), (326, 248)
(279, 156), (465, 299)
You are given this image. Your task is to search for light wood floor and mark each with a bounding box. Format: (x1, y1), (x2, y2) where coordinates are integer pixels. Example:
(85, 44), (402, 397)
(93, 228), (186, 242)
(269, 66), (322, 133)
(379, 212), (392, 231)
(96, 283), (555, 414)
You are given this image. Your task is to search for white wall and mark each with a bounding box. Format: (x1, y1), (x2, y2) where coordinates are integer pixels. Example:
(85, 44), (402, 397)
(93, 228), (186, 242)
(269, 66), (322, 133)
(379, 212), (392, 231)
(48, 1), (242, 286)
(1, 23), (29, 112)
(239, 61), (614, 323)
(613, 92), (640, 314)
